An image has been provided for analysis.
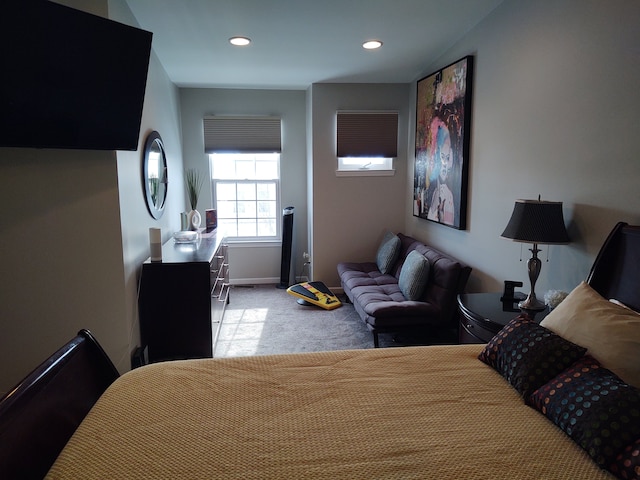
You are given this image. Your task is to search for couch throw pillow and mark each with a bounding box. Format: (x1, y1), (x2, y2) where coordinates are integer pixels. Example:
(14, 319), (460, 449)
(398, 250), (430, 301)
(376, 231), (401, 275)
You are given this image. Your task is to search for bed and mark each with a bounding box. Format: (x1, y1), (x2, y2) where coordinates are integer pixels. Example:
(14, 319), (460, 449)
(2, 222), (639, 480)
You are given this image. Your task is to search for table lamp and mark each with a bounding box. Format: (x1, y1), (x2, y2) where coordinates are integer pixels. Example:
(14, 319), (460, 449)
(501, 197), (570, 310)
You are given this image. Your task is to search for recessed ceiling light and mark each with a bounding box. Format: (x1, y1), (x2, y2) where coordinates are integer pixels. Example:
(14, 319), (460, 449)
(229, 36), (251, 46)
(362, 40), (383, 50)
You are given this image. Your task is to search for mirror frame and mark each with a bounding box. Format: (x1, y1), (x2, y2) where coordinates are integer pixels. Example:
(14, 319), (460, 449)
(142, 131), (168, 219)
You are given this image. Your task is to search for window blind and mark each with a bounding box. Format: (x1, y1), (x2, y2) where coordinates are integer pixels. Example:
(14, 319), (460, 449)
(336, 111), (398, 157)
(203, 116), (281, 153)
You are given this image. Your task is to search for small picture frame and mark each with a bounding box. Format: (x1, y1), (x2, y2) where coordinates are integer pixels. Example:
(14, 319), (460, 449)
(205, 209), (217, 232)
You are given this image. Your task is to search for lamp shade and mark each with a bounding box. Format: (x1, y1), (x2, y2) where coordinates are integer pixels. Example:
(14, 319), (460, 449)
(501, 199), (570, 244)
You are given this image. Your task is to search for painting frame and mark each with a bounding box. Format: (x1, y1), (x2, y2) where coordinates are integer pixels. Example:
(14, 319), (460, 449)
(413, 55), (473, 230)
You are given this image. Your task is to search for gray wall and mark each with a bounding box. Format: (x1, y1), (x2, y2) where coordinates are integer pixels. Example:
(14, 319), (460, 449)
(172, 0), (640, 298)
(109, 0), (185, 369)
(0, 146), (126, 393)
(0, 0), (185, 393)
(1, 0), (639, 393)
(308, 83), (410, 287)
(179, 88), (307, 283)
(405, 0), (640, 296)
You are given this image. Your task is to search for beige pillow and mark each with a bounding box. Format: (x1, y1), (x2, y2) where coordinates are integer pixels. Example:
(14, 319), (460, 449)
(540, 281), (640, 388)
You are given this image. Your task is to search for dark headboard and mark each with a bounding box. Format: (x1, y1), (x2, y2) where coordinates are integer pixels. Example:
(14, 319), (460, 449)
(0, 330), (119, 480)
(587, 222), (640, 312)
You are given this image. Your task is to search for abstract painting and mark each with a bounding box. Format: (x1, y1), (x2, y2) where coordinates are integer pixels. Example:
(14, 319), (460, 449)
(414, 56), (473, 229)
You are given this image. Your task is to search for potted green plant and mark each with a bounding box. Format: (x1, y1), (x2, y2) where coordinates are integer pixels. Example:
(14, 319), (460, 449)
(185, 168), (203, 230)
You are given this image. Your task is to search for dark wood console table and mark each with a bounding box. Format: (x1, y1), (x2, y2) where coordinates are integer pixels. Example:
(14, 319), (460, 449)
(458, 292), (550, 344)
(138, 229), (228, 363)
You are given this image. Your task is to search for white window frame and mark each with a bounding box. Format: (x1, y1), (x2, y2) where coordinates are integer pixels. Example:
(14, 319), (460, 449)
(336, 156), (395, 177)
(210, 153), (281, 242)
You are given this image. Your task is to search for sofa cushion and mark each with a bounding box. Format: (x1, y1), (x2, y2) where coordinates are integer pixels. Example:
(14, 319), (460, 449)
(375, 231), (401, 275)
(337, 261), (440, 327)
(338, 232), (472, 335)
(398, 250), (430, 300)
(338, 262), (396, 291)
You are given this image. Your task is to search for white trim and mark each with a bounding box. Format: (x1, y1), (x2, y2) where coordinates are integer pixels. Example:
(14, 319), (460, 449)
(229, 276), (314, 286)
(336, 110), (399, 114)
(335, 169), (395, 177)
(225, 240), (281, 247)
(210, 152), (281, 241)
(230, 277), (280, 285)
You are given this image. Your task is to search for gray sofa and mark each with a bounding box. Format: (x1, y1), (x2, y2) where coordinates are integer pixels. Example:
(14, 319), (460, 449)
(337, 232), (472, 347)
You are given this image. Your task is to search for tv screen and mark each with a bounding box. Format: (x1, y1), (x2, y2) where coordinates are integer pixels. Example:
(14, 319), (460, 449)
(1, 1), (153, 151)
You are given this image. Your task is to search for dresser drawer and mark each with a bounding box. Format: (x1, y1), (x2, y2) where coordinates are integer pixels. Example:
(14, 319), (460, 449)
(457, 293), (540, 345)
(458, 316), (496, 343)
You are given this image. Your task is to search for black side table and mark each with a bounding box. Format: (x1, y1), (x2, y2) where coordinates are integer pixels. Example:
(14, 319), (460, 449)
(458, 292), (550, 344)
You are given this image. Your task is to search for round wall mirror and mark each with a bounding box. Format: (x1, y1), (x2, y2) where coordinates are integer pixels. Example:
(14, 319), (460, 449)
(142, 131), (168, 219)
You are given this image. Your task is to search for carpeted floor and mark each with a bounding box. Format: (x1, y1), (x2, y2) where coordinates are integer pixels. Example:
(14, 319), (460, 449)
(213, 284), (457, 357)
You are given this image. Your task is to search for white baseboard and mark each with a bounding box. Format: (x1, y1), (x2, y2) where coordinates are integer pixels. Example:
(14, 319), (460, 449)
(228, 277), (344, 295)
(230, 277), (279, 286)
(230, 276), (315, 286)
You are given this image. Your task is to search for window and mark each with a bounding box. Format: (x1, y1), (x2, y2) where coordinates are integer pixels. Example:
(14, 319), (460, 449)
(210, 153), (280, 240)
(336, 111), (398, 176)
(337, 156), (394, 174)
(203, 115), (282, 241)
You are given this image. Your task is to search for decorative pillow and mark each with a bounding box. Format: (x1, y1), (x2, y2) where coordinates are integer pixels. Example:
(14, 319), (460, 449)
(540, 281), (640, 388)
(609, 438), (640, 480)
(528, 355), (640, 469)
(609, 298), (640, 313)
(398, 250), (430, 301)
(375, 231), (401, 275)
(478, 315), (587, 398)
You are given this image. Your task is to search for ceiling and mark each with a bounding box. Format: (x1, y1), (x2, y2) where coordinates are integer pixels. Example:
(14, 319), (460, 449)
(124, 0), (504, 90)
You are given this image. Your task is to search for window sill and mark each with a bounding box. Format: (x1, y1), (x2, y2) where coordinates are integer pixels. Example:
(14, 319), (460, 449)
(225, 239), (281, 247)
(335, 169), (395, 177)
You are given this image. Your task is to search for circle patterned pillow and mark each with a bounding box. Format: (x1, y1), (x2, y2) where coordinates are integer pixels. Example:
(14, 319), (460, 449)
(528, 355), (640, 468)
(478, 315), (587, 398)
(610, 438), (640, 479)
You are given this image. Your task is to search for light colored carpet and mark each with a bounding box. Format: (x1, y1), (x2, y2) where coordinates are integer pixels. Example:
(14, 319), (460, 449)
(214, 284), (389, 357)
(213, 284), (458, 358)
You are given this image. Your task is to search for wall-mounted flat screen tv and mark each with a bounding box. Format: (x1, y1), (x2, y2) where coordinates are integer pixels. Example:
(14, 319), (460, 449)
(1, 1), (153, 151)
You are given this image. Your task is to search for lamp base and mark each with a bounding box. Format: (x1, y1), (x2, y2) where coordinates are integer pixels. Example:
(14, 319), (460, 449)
(518, 294), (546, 311)
(519, 243), (546, 311)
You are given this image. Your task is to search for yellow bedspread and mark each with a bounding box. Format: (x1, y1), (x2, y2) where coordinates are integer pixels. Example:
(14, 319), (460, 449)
(47, 345), (614, 479)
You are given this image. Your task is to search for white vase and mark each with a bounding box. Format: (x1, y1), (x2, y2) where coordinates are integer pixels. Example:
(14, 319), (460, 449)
(188, 209), (201, 231)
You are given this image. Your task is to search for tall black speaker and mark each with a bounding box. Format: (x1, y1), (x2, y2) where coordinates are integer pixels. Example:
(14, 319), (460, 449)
(277, 206), (295, 289)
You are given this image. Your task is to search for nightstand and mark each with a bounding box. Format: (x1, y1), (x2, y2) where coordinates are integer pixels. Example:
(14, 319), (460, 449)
(457, 292), (550, 344)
